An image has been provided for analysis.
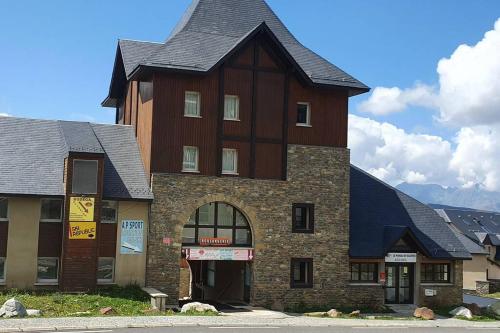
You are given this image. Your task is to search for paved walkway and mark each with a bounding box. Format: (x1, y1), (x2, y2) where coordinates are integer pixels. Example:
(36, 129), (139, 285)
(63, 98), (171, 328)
(464, 293), (499, 307)
(0, 313), (499, 332)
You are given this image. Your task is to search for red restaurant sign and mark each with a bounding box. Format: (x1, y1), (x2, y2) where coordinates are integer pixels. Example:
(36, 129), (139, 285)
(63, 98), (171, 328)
(184, 248), (254, 261)
(199, 237), (232, 247)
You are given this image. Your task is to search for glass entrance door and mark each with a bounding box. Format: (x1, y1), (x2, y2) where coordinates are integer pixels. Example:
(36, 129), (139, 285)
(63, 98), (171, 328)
(385, 263), (414, 304)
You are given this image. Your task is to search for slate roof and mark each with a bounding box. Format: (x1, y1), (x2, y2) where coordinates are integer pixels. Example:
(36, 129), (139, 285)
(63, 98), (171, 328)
(105, 0), (368, 105)
(349, 165), (470, 259)
(0, 117), (152, 200)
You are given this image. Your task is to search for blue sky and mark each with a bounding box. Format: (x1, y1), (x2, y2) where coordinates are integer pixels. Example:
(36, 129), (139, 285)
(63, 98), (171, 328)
(1, 0), (500, 190)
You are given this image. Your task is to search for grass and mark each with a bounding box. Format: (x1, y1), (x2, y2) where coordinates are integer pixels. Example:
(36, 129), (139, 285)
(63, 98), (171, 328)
(485, 292), (500, 299)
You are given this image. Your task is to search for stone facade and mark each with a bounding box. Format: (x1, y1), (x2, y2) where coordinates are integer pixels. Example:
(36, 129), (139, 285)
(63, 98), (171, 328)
(418, 261), (464, 308)
(147, 145), (352, 309)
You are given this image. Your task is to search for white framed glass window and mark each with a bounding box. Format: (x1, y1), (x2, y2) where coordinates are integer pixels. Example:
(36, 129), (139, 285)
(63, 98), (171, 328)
(296, 102), (311, 126)
(224, 95), (240, 121)
(183, 146), (199, 172)
(72, 159), (98, 194)
(40, 198), (63, 222)
(184, 91), (201, 117)
(207, 260), (216, 288)
(97, 257), (115, 284)
(0, 198), (8, 221)
(37, 257), (59, 283)
(101, 200), (118, 224)
(0, 257), (5, 283)
(222, 148), (238, 175)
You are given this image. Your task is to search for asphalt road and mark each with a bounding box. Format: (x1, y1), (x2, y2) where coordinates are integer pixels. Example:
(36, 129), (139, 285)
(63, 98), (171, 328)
(27, 327), (500, 333)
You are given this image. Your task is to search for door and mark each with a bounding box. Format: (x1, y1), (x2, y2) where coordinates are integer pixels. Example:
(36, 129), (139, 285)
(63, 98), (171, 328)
(385, 263), (414, 304)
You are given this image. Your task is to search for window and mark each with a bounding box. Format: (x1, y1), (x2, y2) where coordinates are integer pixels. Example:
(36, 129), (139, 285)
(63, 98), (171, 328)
(292, 203), (314, 233)
(182, 202), (252, 246)
(296, 102), (311, 126)
(0, 198), (7, 221)
(350, 263), (378, 282)
(184, 91), (201, 117)
(72, 160), (98, 194)
(224, 95), (240, 120)
(182, 146), (199, 172)
(291, 258), (313, 288)
(222, 149), (238, 175)
(101, 201), (118, 223)
(40, 198), (63, 222)
(37, 257), (59, 283)
(0, 257), (5, 283)
(421, 263), (450, 283)
(97, 257), (115, 283)
(206, 261), (216, 288)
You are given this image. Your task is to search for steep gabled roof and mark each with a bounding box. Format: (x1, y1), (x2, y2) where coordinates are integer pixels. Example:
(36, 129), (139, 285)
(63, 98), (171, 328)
(0, 117), (153, 200)
(104, 0), (369, 106)
(349, 165), (470, 260)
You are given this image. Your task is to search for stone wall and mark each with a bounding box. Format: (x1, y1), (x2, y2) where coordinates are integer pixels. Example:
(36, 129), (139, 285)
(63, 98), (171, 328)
(147, 145), (354, 309)
(419, 261), (464, 308)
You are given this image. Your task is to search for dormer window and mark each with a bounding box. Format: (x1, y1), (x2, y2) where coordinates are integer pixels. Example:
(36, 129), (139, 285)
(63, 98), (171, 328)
(184, 91), (201, 117)
(72, 160), (98, 194)
(224, 95), (240, 121)
(296, 102), (311, 127)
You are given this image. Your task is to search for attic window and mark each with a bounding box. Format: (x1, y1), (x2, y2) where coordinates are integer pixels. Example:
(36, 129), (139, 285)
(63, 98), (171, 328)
(185, 91), (201, 117)
(296, 102), (311, 127)
(72, 160), (98, 194)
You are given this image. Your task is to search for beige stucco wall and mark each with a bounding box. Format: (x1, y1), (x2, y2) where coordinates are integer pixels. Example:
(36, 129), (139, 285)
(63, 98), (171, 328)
(114, 201), (149, 286)
(463, 255), (488, 290)
(4, 198), (40, 288)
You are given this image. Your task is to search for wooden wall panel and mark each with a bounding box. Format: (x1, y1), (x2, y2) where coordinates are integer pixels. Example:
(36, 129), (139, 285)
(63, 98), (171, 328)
(37, 223), (62, 257)
(124, 83), (132, 125)
(222, 141), (250, 178)
(137, 81), (154, 179)
(258, 46), (279, 69)
(152, 72), (219, 175)
(223, 68), (253, 138)
(288, 77), (348, 147)
(254, 143), (282, 179)
(98, 223), (117, 258)
(255, 71), (284, 140)
(0, 222), (7, 257)
(231, 43), (254, 66)
(130, 81), (138, 131)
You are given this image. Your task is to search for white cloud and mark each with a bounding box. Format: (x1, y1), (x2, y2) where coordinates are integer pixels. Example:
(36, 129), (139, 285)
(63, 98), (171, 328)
(0, 113), (11, 117)
(358, 84), (438, 115)
(358, 18), (500, 127)
(348, 114), (454, 186)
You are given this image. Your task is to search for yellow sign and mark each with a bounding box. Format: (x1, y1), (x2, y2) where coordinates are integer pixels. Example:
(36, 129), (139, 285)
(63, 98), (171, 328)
(69, 222), (97, 240)
(69, 197), (95, 221)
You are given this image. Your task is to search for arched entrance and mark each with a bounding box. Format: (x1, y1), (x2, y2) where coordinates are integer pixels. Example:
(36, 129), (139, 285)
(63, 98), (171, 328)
(179, 202), (254, 305)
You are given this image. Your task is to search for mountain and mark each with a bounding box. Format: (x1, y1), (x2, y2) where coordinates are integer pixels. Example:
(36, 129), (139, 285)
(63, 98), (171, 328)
(395, 182), (500, 212)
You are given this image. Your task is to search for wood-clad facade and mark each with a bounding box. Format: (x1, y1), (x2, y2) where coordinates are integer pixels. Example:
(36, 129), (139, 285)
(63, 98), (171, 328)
(117, 34), (349, 181)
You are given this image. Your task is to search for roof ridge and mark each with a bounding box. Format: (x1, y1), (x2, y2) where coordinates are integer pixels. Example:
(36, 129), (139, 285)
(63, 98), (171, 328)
(119, 38), (164, 45)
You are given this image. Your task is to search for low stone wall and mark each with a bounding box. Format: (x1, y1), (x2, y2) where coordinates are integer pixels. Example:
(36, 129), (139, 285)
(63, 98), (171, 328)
(476, 280), (490, 295)
(489, 279), (500, 293)
(346, 285), (385, 309)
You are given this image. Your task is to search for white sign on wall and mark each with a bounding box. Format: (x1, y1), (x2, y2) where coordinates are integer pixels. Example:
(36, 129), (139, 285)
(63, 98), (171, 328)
(184, 248), (254, 261)
(120, 220), (144, 254)
(385, 252), (417, 263)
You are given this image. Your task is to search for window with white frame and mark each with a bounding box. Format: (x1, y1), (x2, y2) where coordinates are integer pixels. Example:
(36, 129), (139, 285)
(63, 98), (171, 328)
(101, 201), (117, 224)
(0, 257), (5, 283)
(97, 257), (115, 283)
(37, 257), (59, 283)
(0, 198), (7, 221)
(40, 198), (63, 222)
(184, 91), (201, 117)
(222, 148), (238, 175)
(183, 146), (199, 172)
(224, 95), (240, 120)
(296, 102), (311, 126)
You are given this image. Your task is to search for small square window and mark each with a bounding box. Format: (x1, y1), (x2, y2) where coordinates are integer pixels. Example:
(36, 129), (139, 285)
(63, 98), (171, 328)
(183, 146), (199, 172)
(296, 102), (311, 126)
(72, 160), (98, 194)
(292, 203), (314, 233)
(222, 148), (238, 175)
(0, 257), (5, 282)
(350, 262), (378, 282)
(290, 258), (313, 288)
(224, 95), (240, 120)
(101, 201), (117, 224)
(40, 198), (63, 222)
(37, 257), (59, 283)
(184, 91), (201, 117)
(97, 257), (115, 283)
(0, 198), (7, 221)
(421, 263), (450, 283)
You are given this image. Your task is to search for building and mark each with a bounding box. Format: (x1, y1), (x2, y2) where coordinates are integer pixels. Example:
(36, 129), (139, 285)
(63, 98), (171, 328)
(435, 206), (500, 293)
(0, 0), (470, 311)
(0, 117), (152, 290)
